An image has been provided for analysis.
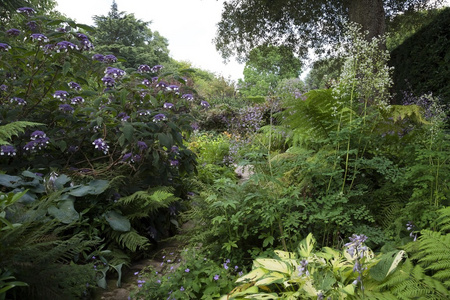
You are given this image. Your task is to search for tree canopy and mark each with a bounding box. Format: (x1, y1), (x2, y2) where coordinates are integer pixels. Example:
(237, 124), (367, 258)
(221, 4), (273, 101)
(214, 0), (442, 61)
(91, 1), (171, 68)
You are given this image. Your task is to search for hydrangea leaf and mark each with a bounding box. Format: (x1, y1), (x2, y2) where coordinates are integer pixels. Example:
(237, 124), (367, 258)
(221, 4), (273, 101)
(104, 211), (130, 232)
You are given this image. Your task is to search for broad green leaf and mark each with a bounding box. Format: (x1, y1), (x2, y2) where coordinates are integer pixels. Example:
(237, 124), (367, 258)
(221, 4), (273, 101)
(369, 250), (406, 281)
(341, 284), (356, 295)
(104, 211), (130, 232)
(245, 293), (279, 299)
(236, 268), (268, 283)
(254, 259), (290, 274)
(274, 250), (296, 260)
(111, 263), (123, 287)
(298, 233), (316, 258)
(48, 199), (79, 224)
(62, 61), (71, 76)
(55, 174), (71, 189)
(121, 124), (134, 142)
(0, 174), (23, 188)
(255, 272), (286, 286)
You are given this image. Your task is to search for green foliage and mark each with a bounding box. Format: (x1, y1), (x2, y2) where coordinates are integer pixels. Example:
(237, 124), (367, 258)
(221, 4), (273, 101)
(131, 248), (241, 300)
(390, 7), (450, 105)
(304, 57), (344, 90)
(0, 121), (43, 145)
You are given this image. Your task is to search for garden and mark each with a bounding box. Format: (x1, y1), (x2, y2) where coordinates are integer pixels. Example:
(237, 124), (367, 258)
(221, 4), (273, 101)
(1, 1), (449, 300)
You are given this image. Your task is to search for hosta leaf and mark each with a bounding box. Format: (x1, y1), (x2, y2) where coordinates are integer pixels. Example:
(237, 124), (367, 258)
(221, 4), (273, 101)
(236, 268), (268, 283)
(0, 174), (23, 188)
(254, 259), (291, 274)
(104, 211), (130, 232)
(48, 199), (79, 224)
(255, 272), (286, 286)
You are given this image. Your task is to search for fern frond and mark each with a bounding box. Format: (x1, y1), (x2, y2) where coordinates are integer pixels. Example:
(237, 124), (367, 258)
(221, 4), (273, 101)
(108, 230), (150, 252)
(0, 121), (43, 145)
(436, 206), (450, 232)
(387, 104), (428, 124)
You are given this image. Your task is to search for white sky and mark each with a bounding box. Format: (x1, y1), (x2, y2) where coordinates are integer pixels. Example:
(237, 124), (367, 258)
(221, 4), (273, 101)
(55, 0), (245, 81)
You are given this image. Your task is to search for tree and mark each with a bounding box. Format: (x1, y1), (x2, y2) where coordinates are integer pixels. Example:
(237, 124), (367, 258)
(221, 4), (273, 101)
(238, 45), (302, 97)
(214, 0), (442, 61)
(92, 1), (171, 68)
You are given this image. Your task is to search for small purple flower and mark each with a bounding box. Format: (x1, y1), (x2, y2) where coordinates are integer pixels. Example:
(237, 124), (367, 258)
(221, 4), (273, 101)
(137, 141), (148, 151)
(104, 67), (126, 78)
(24, 137), (50, 151)
(92, 54), (104, 62)
(53, 90), (69, 100)
(10, 97), (26, 105)
(181, 93), (194, 101)
(26, 21), (37, 31)
(153, 113), (167, 123)
(55, 27), (67, 33)
(70, 96), (84, 104)
(0, 84), (7, 91)
(0, 145), (16, 156)
(103, 54), (117, 63)
(117, 112), (130, 121)
(68, 81), (81, 91)
(163, 102), (174, 109)
(139, 89), (148, 98)
(6, 29), (21, 36)
(133, 154), (141, 162)
(151, 64), (163, 73)
(142, 79), (151, 87)
(166, 85), (179, 93)
(59, 104), (74, 113)
(30, 130), (46, 140)
(169, 159), (179, 167)
(55, 41), (79, 52)
(76, 33), (88, 40)
(137, 64), (151, 73)
(137, 110), (151, 116)
(214, 275), (219, 281)
(0, 43), (11, 52)
(30, 33), (49, 43)
(92, 138), (109, 154)
(156, 81), (168, 89)
(42, 44), (54, 54)
(200, 100), (210, 108)
(134, 271), (139, 276)
(180, 286), (185, 292)
(171, 146), (179, 153)
(17, 7), (36, 16)
(185, 268), (190, 273)
(122, 152), (133, 161)
(102, 77), (116, 87)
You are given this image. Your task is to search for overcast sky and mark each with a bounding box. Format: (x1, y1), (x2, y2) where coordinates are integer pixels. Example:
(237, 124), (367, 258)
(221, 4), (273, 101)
(55, 0), (245, 81)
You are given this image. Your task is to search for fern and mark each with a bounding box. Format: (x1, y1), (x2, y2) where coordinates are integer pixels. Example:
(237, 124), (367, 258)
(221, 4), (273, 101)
(108, 230), (150, 252)
(0, 121), (43, 145)
(436, 206), (450, 232)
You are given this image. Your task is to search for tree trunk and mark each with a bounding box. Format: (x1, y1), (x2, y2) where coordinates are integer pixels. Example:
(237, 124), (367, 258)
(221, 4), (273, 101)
(347, 0), (386, 40)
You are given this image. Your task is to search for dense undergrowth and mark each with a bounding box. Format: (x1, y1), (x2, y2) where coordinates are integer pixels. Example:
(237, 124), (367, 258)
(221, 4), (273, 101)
(0, 6), (449, 300)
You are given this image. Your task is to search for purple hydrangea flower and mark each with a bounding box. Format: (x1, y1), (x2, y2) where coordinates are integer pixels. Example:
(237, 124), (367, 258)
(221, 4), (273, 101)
(68, 81), (81, 91)
(10, 97), (26, 105)
(137, 141), (148, 150)
(166, 85), (179, 92)
(42, 44), (54, 54)
(24, 132), (50, 151)
(56, 41), (79, 52)
(0, 43), (11, 52)
(30, 131), (46, 140)
(55, 27), (67, 33)
(59, 104), (74, 113)
(26, 21), (37, 31)
(30, 33), (49, 43)
(137, 110), (151, 116)
(0, 84), (7, 91)
(137, 64), (151, 73)
(151, 64), (163, 73)
(163, 102), (174, 109)
(156, 81), (168, 89)
(122, 152), (133, 161)
(17, 7), (36, 16)
(181, 93), (194, 101)
(133, 154), (141, 162)
(6, 28), (21, 36)
(200, 100), (210, 108)
(139, 89), (148, 98)
(92, 138), (109, 154)
(53, 90), (69, 100)
(92, 54), (104, 62)
(104, 67), (125, 78)
(70, 96), (84, 104)
(103, 54), (117, 63)
(77, 34), (94, 50)
(102, 77), (116, 87)
(153, 113), (167, 123)
(171, 146), (179, 153)
(169, 159), (179, 167)
(151, 76), (159, 82)
(0, 145), (16, 156)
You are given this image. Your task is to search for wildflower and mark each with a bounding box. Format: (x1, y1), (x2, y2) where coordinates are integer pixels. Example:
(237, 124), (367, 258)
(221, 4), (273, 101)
(171, 146), (179, 153)
(122, 152), (133, 161)
(117, 112), (130, 121)
(151, 64), (163, 73)
(104, 67), (125, 78)
(200, 100), (210, 108)
(153, 113), (167, 122)
(10, 97), (26, 105)
(166, 85), (179, 92)
(24, 137), (50, 151)
(56, 27), (67, 33)
(6, 28), (20, 36)
(163, 102), (174, 109)
(92, 54), (104, 62)
(137, 64), (151, 73)
(17, 7), (36, 16)
(298, 259), (309, 276)
(68, 81), (81, 91)
(55, 41), (78, 52)
(0, 145), (16, 156)
(0, 43), (11, 51)
(344, 234), (367, 258)
(185, 268), (190, 273)
(180, 286), (185, 291)
(406, 221), (417, 241)
(30, 33), (49, 43)
(70, 96), (84, 104)
(142, 79), (151, 87)
(139, 89), (148, 98)
(0, 84), (7, 91)
(169, 160), (179, 167)
(137, 110), (151, 116)
(137, 141), (148, 151)
(102, 77), (115, 87)
(181, 93), (194, 101)
(214, 275), (219, 280)
(133, 154), (141, 162)
(103, 54), (117, 63)
(26, 21), (37, 31)
(92, 138), (109, 154)
(59, 104), (74, 113)
(156, 81), (168, 89)
(42, 44), (54, 54)
(76, 33), (94, 51)
(53, 90), (69, 100)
